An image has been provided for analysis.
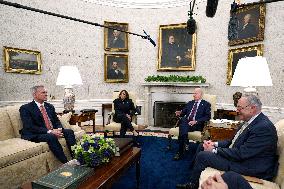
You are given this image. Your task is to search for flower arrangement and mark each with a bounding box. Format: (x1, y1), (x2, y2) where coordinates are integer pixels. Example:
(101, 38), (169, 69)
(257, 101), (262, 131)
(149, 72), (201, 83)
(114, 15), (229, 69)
(71, 134), (116, 167)
(144, 75), (206, 83)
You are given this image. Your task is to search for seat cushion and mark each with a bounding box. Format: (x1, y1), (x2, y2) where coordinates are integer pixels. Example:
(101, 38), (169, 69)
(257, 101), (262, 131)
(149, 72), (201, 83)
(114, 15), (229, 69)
(5, 105), (23, 138)
(0, 138), (44, 168)
(200, 167), (280, 189)
(0, 108), (15, 140)
(169, 127), (202, 142)
(105, 122), (138, 131)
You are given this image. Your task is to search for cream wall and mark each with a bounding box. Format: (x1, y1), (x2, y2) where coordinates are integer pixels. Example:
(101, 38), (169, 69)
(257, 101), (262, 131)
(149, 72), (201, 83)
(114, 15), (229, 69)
(0, 0), (283, 123)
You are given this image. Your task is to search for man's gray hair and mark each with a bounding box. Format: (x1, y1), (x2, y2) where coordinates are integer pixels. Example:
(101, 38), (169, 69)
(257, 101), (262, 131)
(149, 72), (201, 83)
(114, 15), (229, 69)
(243, 94), (262, 110)
(30, 85), (44, 96)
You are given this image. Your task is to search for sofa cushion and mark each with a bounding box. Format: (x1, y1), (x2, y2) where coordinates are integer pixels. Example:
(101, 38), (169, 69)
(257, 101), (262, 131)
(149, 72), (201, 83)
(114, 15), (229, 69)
(0, 107), (15, 140)
(0, 138), (44, 168)
(274, 119), (284, 186)
(57, 112), (72, 129)
(5, 105), (23, 138)
(105, 122), (138, 131)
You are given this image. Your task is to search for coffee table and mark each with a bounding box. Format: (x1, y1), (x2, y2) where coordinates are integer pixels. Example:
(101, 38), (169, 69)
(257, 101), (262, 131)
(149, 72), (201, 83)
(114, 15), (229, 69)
(21, 147), (141, 189)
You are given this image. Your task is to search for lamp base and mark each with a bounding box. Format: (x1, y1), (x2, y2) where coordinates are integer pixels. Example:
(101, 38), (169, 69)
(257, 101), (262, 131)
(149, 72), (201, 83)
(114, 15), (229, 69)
(63, 88), (75, 111)
(244, 87), (258, 95)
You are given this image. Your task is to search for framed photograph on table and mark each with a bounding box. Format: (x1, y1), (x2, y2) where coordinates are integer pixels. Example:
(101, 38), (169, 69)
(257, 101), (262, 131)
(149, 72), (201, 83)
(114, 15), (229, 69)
(226, 44), (263, 85)
(104, 53), (128, 83)
(157, 23), (196, 71)
(104, 21), (129, 52)
(3, 46), (42, 74)
(228, 4), (265, 46)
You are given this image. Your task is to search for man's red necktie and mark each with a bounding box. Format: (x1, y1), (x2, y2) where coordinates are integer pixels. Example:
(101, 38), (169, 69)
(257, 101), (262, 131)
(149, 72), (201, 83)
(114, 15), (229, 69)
(40, 105), (52, 130)
(188, 101), (198, 121)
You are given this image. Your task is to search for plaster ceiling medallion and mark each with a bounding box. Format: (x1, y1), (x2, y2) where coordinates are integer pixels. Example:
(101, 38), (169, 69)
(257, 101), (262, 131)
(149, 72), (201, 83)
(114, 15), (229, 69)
(81, 0), (193, 8)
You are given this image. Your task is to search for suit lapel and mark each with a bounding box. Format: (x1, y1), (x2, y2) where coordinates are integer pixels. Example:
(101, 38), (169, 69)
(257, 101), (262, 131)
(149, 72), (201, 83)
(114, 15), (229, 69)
(233, 113), (263, 146)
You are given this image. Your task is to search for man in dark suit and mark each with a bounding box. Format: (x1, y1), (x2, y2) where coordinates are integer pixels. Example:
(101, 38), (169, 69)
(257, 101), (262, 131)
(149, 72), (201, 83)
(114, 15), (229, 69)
(20, 85), (76, 163)
(238, 14), (257, 39)
(107, 61), (124, 79)
(108, 29), (125, 48)
(174, 87), (211, 160)
(201, 171), (252, 189)
(176, 94), (278, 189)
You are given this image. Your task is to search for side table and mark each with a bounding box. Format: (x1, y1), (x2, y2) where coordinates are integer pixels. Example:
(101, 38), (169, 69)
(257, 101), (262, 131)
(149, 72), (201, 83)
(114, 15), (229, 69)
(69, 109), (98, 133)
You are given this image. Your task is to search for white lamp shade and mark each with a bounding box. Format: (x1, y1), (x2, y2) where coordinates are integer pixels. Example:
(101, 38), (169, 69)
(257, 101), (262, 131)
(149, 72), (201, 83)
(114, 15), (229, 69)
(56, 66), (83, 87)
(230, 56), (273, 87)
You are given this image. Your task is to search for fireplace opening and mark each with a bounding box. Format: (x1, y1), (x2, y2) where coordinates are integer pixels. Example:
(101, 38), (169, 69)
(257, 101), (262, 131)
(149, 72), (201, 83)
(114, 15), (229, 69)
(154, 101), (186, 128)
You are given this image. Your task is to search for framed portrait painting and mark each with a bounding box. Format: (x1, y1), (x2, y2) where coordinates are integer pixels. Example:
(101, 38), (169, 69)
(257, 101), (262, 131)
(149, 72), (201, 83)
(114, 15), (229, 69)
(104, 53), (128, 83)
(227, 44), (263, 85)
(157, 23), (196, 71)
(104, 21), (129, 52)
(228, 4), (265, 46)
(3, 46), (42, 74)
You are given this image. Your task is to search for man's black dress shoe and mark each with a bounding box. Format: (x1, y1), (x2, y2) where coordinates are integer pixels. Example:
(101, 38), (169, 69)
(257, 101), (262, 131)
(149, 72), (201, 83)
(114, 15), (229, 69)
(173, 153), (182, 161)
(176, 182), (197, 189)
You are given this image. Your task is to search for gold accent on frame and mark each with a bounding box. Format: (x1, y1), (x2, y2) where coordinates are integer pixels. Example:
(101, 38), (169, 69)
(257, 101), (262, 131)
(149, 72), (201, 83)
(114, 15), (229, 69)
(3, 46), (42, 74)
(227, 44), (263, 85)
(157, 23), (196, 71)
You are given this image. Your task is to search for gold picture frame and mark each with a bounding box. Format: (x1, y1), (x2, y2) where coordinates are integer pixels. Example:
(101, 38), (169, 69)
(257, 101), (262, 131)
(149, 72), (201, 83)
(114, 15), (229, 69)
(104, 21), (129, 52)
(104, 53), (128, 83)
(228, 4), (265, 46)
(3, 46), (42, 74)
(158, 23), (196, 71)
(227, 44), (263, 85)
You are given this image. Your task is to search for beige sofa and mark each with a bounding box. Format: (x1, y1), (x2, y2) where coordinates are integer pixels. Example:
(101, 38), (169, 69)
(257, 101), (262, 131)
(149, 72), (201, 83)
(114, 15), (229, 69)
(199, 119), (284, 189)
(0, 106), (85, 189)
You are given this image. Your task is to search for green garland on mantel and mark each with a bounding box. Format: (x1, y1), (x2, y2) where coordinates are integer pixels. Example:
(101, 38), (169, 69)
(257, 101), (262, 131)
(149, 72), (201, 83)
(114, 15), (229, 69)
(144, 75), (206, 83)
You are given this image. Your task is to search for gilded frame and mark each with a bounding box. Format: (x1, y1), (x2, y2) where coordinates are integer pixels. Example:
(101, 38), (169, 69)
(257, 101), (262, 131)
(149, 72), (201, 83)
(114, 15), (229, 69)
(104, 53), (129, 83)
(158, 23), (196, 71)
(226, 44), (263, 85)
(228, 4), (265, 46)
(104, 21), (129, 52)
(3, 46), (42, 74)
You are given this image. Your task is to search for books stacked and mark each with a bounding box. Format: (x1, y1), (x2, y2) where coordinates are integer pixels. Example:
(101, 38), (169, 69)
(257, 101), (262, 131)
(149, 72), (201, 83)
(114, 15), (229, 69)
(32, 164), (93, 189)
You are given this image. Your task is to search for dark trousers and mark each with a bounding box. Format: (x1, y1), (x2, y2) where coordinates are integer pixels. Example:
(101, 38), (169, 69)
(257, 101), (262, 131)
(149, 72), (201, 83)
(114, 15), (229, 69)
(178, 117), (204, 154)
(114, 114), (134, 137)
(190, 151), (231, 185)
(31, 129), (76, 163)
(222, 171), (253, 189)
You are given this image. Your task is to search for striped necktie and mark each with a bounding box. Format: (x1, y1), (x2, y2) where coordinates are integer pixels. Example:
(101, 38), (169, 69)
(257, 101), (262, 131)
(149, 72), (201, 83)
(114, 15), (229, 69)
(188, 101), (198, 121)
(40, 105), (52, 130)
(229, 122), (249, 148)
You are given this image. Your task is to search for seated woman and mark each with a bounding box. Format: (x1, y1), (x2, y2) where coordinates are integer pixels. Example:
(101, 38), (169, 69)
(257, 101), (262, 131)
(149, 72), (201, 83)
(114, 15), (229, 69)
(113, 90), (139, 137)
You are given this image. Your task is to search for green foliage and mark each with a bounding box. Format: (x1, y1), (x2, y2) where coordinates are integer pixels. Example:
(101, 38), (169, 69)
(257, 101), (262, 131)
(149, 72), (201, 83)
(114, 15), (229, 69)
(144, 75), (206, 83)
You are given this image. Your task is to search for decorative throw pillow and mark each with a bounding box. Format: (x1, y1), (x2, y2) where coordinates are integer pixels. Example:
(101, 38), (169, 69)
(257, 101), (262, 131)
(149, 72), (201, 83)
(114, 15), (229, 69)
(57, 112), (72, 129)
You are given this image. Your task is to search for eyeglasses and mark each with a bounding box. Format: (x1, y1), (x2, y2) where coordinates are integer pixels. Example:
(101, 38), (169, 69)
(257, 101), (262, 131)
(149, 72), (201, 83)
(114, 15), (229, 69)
(236, 104), (251, 111)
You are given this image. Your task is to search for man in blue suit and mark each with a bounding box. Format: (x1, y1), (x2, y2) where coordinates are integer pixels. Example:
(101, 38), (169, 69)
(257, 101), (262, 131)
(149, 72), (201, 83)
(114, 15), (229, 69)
(20, 85), (76, 163)
(176, 94), (278, 189)
(174, 87), (211, 160)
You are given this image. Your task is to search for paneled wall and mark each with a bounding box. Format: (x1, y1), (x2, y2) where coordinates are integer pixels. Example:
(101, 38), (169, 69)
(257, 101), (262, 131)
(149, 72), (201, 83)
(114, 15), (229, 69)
(0, 0), (283, 125)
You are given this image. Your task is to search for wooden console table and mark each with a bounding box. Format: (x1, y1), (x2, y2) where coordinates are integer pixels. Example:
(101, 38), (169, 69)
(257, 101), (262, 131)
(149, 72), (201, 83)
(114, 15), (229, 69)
(69, 110), (98, 133)
(206, 126), (237, 141)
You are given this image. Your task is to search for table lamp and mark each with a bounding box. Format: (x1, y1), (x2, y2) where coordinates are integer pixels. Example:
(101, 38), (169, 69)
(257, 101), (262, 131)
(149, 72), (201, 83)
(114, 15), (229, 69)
(56, 66), (83, 111)
(230, 56), (273, 94)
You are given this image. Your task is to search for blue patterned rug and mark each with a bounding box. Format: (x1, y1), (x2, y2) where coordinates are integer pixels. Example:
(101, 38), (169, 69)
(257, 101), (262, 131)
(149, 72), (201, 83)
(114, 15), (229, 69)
(110, 136), (198, 189)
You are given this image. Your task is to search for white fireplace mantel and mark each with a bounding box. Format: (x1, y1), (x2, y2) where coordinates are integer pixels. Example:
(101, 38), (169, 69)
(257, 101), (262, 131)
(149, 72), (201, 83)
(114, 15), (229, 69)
(142, 82), (210, 126)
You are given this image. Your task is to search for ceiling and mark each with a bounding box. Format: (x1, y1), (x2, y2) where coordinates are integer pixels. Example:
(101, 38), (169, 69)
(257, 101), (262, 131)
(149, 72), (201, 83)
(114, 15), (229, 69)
(81, 0), (194, 8)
